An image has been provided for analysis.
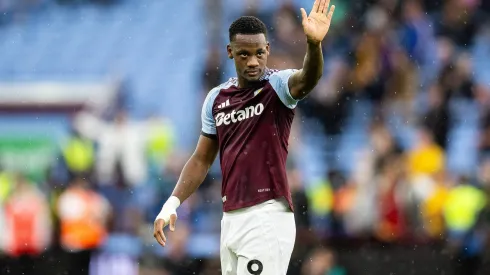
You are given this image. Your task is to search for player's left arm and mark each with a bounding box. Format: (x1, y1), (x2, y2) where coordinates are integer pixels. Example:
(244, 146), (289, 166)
(288, 0), (335, 100)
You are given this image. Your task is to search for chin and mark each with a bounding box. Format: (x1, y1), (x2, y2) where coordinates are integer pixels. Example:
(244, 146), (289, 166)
(243, 74), (262, 82)
(246, 77), (261, 82)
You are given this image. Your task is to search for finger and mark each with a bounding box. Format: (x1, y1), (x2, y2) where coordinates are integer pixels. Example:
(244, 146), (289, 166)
(154, 233), (164, 246)
(169, 214), (177, 232)
(311, 0), (320, 14)
(327, 5), (335, 21)
(300, 8), (308, 25)
(319, 0), (328, 14)
(326, 0), (333, 14)
(158, 230), (167, 246)
(154, 230), (166, 246)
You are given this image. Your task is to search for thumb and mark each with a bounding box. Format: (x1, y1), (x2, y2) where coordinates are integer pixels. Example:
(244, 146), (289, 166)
(300, 8), (307, 25)
(169, 214), (177, 232)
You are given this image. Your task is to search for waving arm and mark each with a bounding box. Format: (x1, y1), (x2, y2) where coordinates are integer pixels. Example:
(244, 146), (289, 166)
(288, 0), (335, 100)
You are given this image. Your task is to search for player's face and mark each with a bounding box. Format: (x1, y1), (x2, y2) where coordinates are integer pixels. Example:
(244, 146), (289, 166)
(228, 34), (269, 83)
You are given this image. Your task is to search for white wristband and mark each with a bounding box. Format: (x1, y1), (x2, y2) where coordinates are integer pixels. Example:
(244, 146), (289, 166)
(155, 196), (181, 225)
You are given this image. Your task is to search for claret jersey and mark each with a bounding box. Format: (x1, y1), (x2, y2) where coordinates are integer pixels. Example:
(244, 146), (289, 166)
(201, 69), (299, 212)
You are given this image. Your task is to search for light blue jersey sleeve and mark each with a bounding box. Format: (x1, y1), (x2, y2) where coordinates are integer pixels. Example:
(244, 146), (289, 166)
(201, 87), (220, 136)
(269, 69), (300, 109)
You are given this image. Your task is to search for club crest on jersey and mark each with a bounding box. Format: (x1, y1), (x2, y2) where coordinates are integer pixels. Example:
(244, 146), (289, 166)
(215, 103), (264, 126)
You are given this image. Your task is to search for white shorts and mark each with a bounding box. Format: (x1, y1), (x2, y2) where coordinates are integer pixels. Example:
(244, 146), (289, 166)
(220, 199), (296, 275)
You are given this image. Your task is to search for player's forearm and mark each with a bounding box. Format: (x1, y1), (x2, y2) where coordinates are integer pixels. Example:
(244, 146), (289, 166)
(300, 41), (324, 91)
(170, 154), (211, 203)
(289, 41), (324, 99)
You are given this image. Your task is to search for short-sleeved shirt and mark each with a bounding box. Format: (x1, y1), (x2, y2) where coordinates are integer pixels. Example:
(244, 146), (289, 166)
(201, 69), (299, 212)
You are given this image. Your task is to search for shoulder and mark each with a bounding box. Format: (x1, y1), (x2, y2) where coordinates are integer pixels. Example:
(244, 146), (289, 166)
(262, 69), (299, 109)
(203, 78), (237, 106)
(208, 78), (238, 96)
(261, 68), (298, 82)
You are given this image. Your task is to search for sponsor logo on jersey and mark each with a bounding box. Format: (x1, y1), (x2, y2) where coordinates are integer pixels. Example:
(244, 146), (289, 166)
(215, 103), (264, 126)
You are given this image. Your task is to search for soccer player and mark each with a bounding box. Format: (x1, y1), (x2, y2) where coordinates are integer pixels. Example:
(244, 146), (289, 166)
(154, 0), (335, 274)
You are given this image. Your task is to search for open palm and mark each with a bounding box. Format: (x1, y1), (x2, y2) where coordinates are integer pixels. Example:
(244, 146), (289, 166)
(300, 0), (335, 44)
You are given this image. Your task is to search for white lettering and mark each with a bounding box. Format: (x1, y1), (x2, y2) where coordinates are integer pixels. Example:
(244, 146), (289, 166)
(246, 106), (255, 118)
(215, 103), (265, 127)
(236, 110), (246, 121)
(223, 113), (231, 125)
(255, 103), (264, 115)
(215, 112), (225, 126)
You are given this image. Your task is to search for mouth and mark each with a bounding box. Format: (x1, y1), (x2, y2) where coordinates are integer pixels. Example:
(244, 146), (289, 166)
(246, 70), (260, 77)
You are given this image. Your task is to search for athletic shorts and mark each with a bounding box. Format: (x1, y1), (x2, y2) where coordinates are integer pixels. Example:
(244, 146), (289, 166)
(220, 198), (296, 275)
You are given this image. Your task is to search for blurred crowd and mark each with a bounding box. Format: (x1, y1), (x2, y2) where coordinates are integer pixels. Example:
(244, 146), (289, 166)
(1, 0), (490, 275)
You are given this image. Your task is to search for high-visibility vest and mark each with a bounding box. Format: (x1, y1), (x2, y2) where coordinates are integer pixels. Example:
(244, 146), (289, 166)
(147, 122), (175, 164)
(58, 187), (109, 251)
(307, 180), (334, 216)
(62, 137), (94, 173)
(0, 171), (13, 202)
(443, 185), (487, 232)
(3, 188), (52, 256)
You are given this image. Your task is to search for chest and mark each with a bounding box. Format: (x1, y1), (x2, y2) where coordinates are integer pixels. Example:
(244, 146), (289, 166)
(212, 84), (275, 130)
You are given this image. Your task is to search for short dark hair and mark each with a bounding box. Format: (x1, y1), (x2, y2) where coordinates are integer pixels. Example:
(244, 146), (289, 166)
(229, 16), (267, 42)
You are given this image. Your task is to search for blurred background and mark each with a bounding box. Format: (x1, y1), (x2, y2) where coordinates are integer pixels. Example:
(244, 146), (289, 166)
(0, 0), (490, 274)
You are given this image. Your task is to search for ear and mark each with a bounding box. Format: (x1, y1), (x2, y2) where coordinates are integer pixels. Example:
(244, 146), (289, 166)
(266, 42), (270, 55)
(227, 44), (233, 59)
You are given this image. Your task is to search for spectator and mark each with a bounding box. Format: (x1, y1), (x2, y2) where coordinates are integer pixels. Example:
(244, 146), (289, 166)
(307, 177), (334, 238)
(420, 171), (449, 239)
(422, 83), (450, 149)
(287, 162), (316, 274)
(301, 247), (346, 275)
(146, 115), (176, 171)
(408, 127), (445, 177)
(62, 128), (95, 181)
(472, 25), (490, 100)
(400, 0), (438, 87)
(299, 58), (350, 136)
(0, 168), (13, 203)
(269, 3), (305, 66)
(202, 46), (224, 94)
(353, 121), (402, 187)
(443, 175), (487, 275)
(374, 155), (409, 242)
(1, 174), (52, 275)
(432, 0), (484, 48)
(57, 177), (111, 275)
(74, 110), (150, 187)
(349, 5), (394, 103)
(332, 179), (357, 236)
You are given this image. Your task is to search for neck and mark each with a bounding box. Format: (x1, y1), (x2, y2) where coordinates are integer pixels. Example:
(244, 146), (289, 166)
(237, 70), (266, 88)
(237, 78), (253, 89)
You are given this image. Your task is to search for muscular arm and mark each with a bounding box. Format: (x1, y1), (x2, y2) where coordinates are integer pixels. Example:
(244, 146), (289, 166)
(154, 134), (218, 247)
(171, 135), (219, 203)
(288, 41), (324, 100)
(288, 0), (335, 100)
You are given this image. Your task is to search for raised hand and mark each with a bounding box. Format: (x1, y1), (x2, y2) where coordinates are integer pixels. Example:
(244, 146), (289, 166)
(300, 0), (336, 45)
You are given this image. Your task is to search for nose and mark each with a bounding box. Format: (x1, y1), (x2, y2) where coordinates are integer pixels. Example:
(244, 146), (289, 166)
(247, 56), (259, 68)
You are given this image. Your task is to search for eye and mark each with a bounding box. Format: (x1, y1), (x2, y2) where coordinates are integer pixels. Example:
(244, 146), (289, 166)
(257, 52), (264, 57)
(240, 53), (248, 58)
